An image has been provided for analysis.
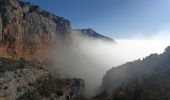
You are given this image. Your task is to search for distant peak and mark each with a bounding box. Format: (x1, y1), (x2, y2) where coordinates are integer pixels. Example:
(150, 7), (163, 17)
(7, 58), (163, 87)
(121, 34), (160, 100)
(75, 28), (114, 41)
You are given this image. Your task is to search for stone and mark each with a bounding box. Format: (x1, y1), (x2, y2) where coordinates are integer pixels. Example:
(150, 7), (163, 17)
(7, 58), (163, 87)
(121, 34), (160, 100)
(0, 0), (71, 62)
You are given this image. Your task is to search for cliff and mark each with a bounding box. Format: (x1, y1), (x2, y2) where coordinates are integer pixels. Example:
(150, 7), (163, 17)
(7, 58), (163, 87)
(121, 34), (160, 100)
(0, 0), (113, 62)
(0, 0), (71, 61)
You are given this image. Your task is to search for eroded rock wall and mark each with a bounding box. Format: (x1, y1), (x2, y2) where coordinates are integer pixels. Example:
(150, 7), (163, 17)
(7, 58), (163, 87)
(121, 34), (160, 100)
(0, 0), (71, 61)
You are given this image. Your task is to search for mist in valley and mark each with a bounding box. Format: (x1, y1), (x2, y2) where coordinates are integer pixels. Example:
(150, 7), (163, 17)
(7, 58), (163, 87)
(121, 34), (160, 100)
(49, 31), (170, 96)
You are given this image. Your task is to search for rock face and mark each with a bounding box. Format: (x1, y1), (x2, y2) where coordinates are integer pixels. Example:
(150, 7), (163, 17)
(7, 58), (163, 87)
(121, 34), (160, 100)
(0, 57), (85, 100)
(0, 0), (71, 61)
(0, 0), (113, 62)
(75, 28), (113, 41)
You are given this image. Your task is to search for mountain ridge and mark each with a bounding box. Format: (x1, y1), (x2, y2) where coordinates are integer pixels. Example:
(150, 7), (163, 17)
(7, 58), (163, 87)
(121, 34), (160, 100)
(0, 0), (113, 62)
(75, 28), (113, 41)
(95, 46), (170, 99)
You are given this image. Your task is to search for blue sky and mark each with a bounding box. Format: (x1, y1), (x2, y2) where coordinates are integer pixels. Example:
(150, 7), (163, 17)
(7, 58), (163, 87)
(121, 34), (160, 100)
(25, 0), (170, 39)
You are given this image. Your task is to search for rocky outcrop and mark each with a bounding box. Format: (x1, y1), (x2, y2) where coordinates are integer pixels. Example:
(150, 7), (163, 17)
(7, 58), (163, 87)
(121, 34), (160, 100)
(0, 0), (71, 61)
(0, 57), (85, 100)
(58, 79), (86, 100)
(75, 28), (113, 41)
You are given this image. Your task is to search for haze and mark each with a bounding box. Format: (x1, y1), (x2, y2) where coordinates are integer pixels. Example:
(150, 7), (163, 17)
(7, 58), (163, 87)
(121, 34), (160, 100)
(48, 31), (170, 96)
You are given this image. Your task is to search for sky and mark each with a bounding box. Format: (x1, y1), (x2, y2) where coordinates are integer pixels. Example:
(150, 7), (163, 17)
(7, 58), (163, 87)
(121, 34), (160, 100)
(24, 0), (170, 39)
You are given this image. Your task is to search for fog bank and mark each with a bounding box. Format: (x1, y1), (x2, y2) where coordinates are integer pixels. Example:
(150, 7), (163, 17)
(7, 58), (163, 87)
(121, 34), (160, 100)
(50, 31), (170, 96)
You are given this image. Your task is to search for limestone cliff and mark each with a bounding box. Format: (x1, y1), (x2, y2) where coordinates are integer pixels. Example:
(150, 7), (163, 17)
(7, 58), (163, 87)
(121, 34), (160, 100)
(0, 0), (71, 61)
(0, 0), (114, 62)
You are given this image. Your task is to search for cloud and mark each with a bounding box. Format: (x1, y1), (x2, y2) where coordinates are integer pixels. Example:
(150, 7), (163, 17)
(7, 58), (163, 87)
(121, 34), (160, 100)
(47, 30), (170, 97)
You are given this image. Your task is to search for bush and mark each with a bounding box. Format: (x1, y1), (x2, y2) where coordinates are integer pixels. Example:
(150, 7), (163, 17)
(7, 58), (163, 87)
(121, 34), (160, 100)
(18, 90), (41, 100)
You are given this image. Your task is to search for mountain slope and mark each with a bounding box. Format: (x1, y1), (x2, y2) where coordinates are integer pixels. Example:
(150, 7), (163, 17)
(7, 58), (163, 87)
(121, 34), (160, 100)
(75, 28), (113, 41)
(103, 47), (170, 90)
(96, 46), (170, 100)
(0, 57), (85, 100)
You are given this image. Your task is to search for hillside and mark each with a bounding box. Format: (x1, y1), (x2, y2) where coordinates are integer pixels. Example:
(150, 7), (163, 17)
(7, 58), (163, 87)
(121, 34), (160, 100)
(0, 57), (85, 100)
(95, 46), (170, 100)
(75, 29), (113, 41)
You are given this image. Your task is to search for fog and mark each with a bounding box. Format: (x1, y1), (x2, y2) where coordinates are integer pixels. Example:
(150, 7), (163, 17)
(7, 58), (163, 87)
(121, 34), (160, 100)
(49, 31), (170, 96)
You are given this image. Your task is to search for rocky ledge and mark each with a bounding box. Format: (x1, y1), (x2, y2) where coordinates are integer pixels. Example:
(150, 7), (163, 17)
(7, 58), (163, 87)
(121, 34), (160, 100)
(0, 57), (85, 100)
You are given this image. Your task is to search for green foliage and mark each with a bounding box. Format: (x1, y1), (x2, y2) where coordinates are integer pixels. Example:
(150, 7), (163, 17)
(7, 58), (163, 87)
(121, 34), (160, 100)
(0, 58), (28, 73)
(100, 47), (170, 100)
(19, 76), (71, 99)
(37, 76), (71, 97)
(97, 65), (170, 100)
(37, 76), (64, 97)
(18, 90), (41, 100)
(18, 58), (27, 69)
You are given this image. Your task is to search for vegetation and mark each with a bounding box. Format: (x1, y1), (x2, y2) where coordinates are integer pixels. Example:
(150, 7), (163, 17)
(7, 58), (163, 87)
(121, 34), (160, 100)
(0, 58), (26, 73)
(0, 57), (80, 99)
(0, 57), (46, 73)
(37, 75), (70, 97)
(96, 67), (170, 100)
(18, 75), (72, 100)
(18, 90), (41, 100)
(95, 46), (170, 100)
